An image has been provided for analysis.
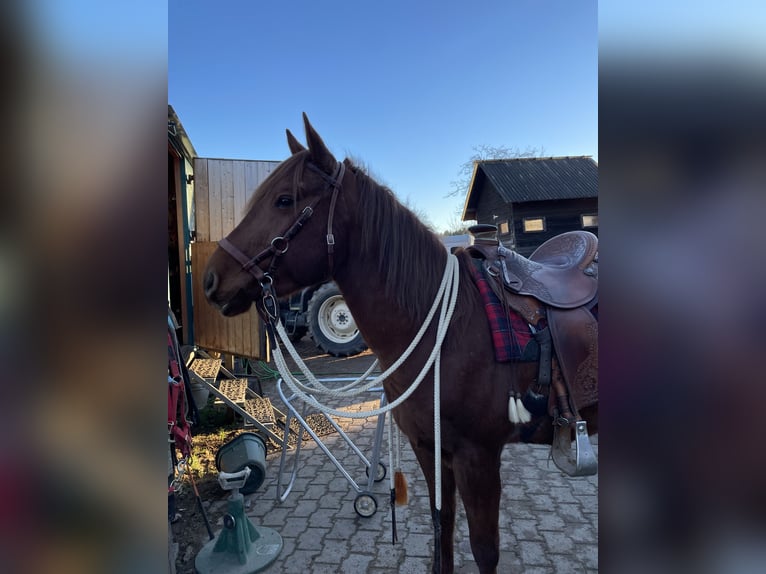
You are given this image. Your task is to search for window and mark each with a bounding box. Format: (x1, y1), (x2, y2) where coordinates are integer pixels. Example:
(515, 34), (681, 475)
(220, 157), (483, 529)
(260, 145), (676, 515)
(581, 214), (598, 228)
(523, 217), (546, 233)
(498, 221), (510, 235)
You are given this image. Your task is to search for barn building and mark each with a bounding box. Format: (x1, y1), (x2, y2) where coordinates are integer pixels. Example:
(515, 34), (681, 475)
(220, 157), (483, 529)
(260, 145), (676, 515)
(461, 156), (598, 256)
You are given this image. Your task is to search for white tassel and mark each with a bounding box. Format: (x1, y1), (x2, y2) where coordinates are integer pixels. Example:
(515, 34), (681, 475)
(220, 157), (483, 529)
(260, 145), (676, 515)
(508, 396), (520, 423)
(516, 398), (532, 423)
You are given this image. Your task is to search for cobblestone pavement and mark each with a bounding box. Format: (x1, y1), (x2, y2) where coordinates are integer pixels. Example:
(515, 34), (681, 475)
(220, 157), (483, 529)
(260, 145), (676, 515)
(210, 344), (598, 573)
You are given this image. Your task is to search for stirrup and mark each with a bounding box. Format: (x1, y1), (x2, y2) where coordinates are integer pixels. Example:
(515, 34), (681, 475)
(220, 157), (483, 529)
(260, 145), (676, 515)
(551, 420), (598, 476)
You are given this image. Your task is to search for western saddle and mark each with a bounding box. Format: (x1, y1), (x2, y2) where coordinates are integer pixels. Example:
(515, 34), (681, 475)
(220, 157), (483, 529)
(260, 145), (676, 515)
(466, 225), (598, 476)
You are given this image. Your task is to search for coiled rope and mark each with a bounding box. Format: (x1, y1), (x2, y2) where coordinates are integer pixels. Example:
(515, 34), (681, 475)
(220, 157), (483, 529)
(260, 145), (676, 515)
(270, 252), (460, 515)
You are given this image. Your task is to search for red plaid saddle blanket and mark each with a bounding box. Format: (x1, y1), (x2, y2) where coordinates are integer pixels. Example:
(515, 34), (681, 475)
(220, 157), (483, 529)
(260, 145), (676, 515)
(467, 258), (540, 363)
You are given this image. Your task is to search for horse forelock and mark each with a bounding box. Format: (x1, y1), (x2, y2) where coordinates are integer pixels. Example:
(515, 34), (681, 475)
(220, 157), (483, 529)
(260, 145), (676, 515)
(349, 161), (447, 319)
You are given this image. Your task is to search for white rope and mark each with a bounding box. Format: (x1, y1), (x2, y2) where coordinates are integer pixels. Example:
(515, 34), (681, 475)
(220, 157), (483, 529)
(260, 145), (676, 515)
(272, 252), (458, 400)
(271, 253), (460, 420)
(270, 252), (460, 521)
(394, 423), (401, 471)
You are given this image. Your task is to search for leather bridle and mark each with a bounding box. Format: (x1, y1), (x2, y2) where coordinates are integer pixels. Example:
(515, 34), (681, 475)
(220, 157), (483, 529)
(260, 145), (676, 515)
(217, 159), (346, 320)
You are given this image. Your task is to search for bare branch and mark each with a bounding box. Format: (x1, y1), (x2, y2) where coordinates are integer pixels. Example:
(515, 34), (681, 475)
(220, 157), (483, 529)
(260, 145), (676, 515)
(446, 144), (546, 198)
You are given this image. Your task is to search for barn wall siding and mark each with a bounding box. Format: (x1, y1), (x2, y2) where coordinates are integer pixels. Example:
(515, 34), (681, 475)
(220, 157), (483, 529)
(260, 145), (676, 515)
(513, 198), (598, 256)
(474, 181), (515, 244)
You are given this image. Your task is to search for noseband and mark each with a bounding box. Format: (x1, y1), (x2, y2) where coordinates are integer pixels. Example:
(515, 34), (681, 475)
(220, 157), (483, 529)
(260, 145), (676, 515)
(217, 160), (346, 319)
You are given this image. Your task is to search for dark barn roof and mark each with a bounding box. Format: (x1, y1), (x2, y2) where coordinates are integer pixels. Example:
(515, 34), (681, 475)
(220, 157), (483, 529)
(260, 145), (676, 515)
(462, 156), (598, 220)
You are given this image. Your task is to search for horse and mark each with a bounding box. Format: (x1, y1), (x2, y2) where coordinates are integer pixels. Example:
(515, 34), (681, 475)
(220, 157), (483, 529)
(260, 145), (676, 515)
(203, 114), (598, 573)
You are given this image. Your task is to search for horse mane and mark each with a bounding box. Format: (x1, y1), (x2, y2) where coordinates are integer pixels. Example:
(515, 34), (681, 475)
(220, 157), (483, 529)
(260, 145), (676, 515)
(347, 160), (447, 319)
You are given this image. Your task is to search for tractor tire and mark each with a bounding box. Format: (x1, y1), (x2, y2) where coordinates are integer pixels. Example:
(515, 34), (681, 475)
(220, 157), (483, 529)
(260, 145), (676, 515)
(306, 283), (367, 357)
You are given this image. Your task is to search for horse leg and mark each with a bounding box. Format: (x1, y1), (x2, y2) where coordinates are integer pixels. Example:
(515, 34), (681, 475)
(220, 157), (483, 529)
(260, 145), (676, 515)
(453, 447), (502, 574)
(411, 444), (457, 574)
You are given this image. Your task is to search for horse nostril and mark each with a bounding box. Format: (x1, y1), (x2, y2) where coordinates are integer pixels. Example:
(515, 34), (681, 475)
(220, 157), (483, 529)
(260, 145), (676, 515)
(204, 271), (218, 298)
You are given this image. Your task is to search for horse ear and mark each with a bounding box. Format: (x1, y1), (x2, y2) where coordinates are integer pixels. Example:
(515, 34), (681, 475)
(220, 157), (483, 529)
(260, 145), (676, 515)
(286, 129), (306, 154)
(303, 112), (337, 174)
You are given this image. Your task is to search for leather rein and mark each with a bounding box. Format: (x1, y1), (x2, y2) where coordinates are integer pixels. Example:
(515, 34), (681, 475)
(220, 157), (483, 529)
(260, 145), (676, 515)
(217, 159), (346, 321)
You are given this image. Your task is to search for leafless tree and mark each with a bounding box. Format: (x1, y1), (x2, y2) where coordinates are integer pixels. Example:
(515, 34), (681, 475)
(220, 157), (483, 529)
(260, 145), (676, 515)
(446, 144), (545, 198)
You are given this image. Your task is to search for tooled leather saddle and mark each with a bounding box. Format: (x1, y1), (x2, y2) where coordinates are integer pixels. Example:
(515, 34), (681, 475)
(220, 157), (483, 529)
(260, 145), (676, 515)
(466, 225), (598, 475)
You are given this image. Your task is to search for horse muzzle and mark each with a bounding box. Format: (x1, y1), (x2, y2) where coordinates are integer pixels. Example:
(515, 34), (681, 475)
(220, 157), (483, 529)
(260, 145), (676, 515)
(204, 269), (257, 317)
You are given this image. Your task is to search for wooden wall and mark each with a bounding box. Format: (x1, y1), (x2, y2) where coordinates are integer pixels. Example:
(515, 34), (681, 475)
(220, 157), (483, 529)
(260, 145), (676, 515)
(194, 158), (280, 241)
(512, 198), (598, 256)
(191, 158), (281, 359)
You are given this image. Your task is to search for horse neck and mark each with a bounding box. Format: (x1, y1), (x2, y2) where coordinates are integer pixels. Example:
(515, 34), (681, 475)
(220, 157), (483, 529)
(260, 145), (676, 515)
(330, 192), (448, 364)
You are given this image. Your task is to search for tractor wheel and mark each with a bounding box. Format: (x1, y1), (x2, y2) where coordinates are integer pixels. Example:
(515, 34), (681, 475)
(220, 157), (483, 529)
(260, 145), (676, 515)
(306, 283), (367, 357)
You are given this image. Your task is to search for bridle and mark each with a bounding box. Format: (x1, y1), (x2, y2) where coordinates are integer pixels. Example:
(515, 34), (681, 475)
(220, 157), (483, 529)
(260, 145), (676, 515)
(217, 159), (346, 321)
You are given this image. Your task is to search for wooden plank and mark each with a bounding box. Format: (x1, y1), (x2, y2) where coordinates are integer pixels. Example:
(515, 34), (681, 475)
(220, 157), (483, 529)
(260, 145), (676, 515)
(192, 242), (214, 352)
(244, 161), (260, 208)
(232, 161), (251, 359)
(232, 161), (247, 361)
(218, 160), (237, 352)
(232, 160), (247, 225)
(220, 160), (235, 236)
(193, 159), (209, 242)
(208, 160), (223, 241)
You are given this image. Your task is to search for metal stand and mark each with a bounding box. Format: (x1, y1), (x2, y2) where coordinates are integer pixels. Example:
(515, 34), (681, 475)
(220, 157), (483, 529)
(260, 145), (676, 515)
(195, 469), (283, 574)
(275, 377), (388, 517)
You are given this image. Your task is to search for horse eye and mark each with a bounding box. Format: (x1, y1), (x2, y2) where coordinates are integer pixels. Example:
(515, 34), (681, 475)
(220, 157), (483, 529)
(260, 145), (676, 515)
(275, 196), (294, 209)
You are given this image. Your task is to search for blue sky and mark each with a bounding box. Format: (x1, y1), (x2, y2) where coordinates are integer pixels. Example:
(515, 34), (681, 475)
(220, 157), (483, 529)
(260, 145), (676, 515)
(169, 0), (597, 232)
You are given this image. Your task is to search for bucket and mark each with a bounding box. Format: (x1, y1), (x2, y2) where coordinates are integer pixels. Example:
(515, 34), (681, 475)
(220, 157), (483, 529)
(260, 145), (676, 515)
(215, 432), (267, 495)
(190, 381), (210, 410)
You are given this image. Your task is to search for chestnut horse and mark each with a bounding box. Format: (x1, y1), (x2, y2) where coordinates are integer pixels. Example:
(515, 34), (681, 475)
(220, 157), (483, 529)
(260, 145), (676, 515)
(203, 114), (597, 573)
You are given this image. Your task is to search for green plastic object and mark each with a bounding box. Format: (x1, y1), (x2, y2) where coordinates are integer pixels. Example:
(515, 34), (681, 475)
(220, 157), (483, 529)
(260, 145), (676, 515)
(215, 433), (267, 495)
(195, 470), (282, 574)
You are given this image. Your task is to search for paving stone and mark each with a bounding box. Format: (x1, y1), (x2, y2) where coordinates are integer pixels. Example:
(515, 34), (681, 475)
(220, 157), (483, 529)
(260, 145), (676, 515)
(549, 554), (591, 574)
(577, 542), (598, 570)
(519, 540), (552, 566)
(372, 545), (403, 569)
(340, 553), (374, 573)
(510, 518), (540, 540)
(397, 556), (432, 573)
(324, 517), (358, 540)
(540, 530), (575, 554)
(281, 549), (318, 571)
(557, 503), (589, 523)
(537, 512), (567, 531)
(311, 539), (349, 564)
(296, 527), (326, 551)
(291, 498), (318, 517)
(280, 516), (310, 537)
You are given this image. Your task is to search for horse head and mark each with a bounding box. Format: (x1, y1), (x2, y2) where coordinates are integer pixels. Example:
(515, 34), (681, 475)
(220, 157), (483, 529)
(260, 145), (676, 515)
(204, 114), (352, 317)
